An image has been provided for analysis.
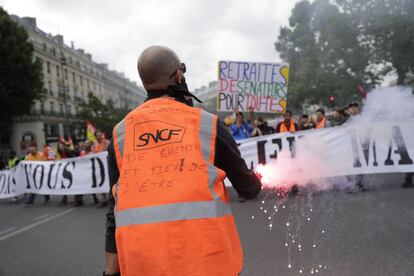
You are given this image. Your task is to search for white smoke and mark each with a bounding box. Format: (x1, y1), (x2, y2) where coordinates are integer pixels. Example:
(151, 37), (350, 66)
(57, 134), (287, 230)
(257, 86), (414, 192)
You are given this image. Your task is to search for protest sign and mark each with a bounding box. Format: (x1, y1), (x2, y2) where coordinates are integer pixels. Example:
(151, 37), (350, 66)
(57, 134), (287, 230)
(217, 60), (289, 113)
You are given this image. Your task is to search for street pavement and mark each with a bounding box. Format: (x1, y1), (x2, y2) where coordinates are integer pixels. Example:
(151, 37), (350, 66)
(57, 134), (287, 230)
(0, 173), (414, 276)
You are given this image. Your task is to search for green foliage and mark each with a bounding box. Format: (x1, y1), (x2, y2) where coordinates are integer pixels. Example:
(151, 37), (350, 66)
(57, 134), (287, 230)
(0, 7), (44, 141)
(275, 0), (379, 111)
(336, 0), (414, 84)
(78, 93), (129, 139)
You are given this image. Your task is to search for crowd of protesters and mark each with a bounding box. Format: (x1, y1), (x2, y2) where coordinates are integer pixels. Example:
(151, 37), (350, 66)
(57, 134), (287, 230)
(226, 102), (413, 189)
(0, 130), (110, 207)
(226, 103), (361, 140)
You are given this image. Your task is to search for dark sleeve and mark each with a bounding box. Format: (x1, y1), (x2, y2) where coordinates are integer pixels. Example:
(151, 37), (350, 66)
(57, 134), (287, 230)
(105, 139), (119, 254)
(214, 120), (262, 199)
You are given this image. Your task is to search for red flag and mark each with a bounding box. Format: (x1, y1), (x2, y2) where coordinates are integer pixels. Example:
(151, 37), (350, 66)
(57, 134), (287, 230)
(357, 85), (367, 98)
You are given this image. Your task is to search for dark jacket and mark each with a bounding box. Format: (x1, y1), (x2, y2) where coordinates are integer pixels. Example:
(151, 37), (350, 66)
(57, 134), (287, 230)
(105, 96), (262, 253)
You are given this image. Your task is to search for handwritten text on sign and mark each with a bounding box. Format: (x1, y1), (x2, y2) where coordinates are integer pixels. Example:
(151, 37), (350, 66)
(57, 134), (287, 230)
(217, 61), (289, 113)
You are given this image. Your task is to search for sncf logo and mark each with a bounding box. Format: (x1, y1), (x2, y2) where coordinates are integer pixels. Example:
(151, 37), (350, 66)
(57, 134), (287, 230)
(134, 121), (186, 150)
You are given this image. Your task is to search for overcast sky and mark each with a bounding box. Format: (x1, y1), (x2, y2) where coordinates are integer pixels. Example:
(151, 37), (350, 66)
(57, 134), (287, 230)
(0, 0), (299, 90)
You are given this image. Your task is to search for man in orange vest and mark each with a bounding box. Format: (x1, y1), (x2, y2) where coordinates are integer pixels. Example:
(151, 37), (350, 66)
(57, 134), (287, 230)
(275, 110), (298, 133)
(103, 46), (262, 276)
(24, 146), (49, 206)
(315, 108), (327, 128)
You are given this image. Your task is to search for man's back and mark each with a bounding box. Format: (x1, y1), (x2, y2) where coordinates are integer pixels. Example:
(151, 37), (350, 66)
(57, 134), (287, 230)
(111, 97), (243, 275)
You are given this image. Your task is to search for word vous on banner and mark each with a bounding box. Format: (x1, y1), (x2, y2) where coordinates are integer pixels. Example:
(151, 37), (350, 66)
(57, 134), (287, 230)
(217, 60), (289, 113)
(0, 152), (109, 199)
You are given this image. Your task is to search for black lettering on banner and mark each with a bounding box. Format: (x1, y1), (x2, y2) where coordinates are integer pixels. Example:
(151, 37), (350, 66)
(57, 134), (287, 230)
(47, 163), (56, 189)
(257, 140), (267, 164)
(350, 129), (378, 168)
(53, 163), (63, 189)
(269, 138), (282, 160)
(32, 165), (45, 190)
(134, 121), (186, 150)
(24, 164), (33, 189)
(61, 162), (76, 189)
(384, 126), (413, 166)
(286, 136), (296, 158)
(0, 172), (6, 194)
(91, 157), (105, 188)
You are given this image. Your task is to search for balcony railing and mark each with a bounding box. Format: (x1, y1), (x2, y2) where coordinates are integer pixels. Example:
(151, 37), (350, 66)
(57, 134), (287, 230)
(29, 109), (77, 118)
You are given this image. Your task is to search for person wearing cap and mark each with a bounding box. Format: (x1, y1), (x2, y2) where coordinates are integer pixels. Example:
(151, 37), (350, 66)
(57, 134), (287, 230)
(103, 46), (262, 276)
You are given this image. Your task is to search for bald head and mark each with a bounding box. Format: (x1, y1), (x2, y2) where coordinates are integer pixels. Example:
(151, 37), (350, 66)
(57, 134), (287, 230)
(137, 46), (182, 90)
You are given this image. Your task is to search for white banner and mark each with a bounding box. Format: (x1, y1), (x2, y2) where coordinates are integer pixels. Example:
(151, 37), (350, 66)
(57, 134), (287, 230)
(2, 121), (414, 198)
(237, 120), (414, 179)
(0, 152), (109, 199)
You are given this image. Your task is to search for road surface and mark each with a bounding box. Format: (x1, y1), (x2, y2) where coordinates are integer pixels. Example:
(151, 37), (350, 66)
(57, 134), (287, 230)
(1, 173), (413, 276)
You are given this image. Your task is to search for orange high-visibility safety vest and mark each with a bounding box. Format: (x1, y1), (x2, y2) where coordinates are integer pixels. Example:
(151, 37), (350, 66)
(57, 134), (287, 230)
(316, 116), (326, 129)
(279, 119), (297, 133)
(112, 97), (243, 276)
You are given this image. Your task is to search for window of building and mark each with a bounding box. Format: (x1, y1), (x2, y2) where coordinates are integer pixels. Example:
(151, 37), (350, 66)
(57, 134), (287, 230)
(45, 123), (59, 137)
(69, 56), (72, 64)
(56, 65), (60, 77)
(50, 101), (55, 112)
(46, 61), (50, 74)
(40, 101), (45, 113)
(43, 43), (47, 52)
(72, 72), (76, 83)
(76, 60), (80, 67)
(87, 78), (90, 89)
(68, 104), (72, 114)
(52, 48), (56, 56)
(64, 69), (68, 80)
(80, 76), (83, 85)
(59, 103), (64, 115)
(93, 81), (96, 91)
(48, 81), (53, 95)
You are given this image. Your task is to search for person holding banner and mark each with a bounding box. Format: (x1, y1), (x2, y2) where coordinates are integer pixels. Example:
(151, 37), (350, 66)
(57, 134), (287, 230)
(276, 110), (298, 133)
(24, 146), (49, 206)
(315, 108), (327, 129)
(93, 130), (109, 208)
(43, 144), (56, 161)
(104, 46), (262, 276)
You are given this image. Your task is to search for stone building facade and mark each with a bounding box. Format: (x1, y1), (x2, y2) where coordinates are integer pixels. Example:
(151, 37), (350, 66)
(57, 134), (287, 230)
(10, 15), (146, 155)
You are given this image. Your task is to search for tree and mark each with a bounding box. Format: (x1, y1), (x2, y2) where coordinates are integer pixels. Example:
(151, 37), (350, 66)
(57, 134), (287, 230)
(78, 93), (129, 139)
(0, 7), (44, 143)
(336, 0), (414, 84)
(275, 0), (377, 111)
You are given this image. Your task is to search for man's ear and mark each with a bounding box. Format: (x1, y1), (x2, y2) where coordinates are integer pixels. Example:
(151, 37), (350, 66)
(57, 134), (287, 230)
(175, 71), (183, 84)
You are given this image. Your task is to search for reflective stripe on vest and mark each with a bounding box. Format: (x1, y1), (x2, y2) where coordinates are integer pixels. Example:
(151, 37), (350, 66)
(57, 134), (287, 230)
(113, 109), (231, 227)
(115, 200), (231, 227)
(115, 119), (125, 157)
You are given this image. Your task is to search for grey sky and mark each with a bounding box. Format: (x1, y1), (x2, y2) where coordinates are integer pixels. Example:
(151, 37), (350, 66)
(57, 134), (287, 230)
(0, 0), (299, 90)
